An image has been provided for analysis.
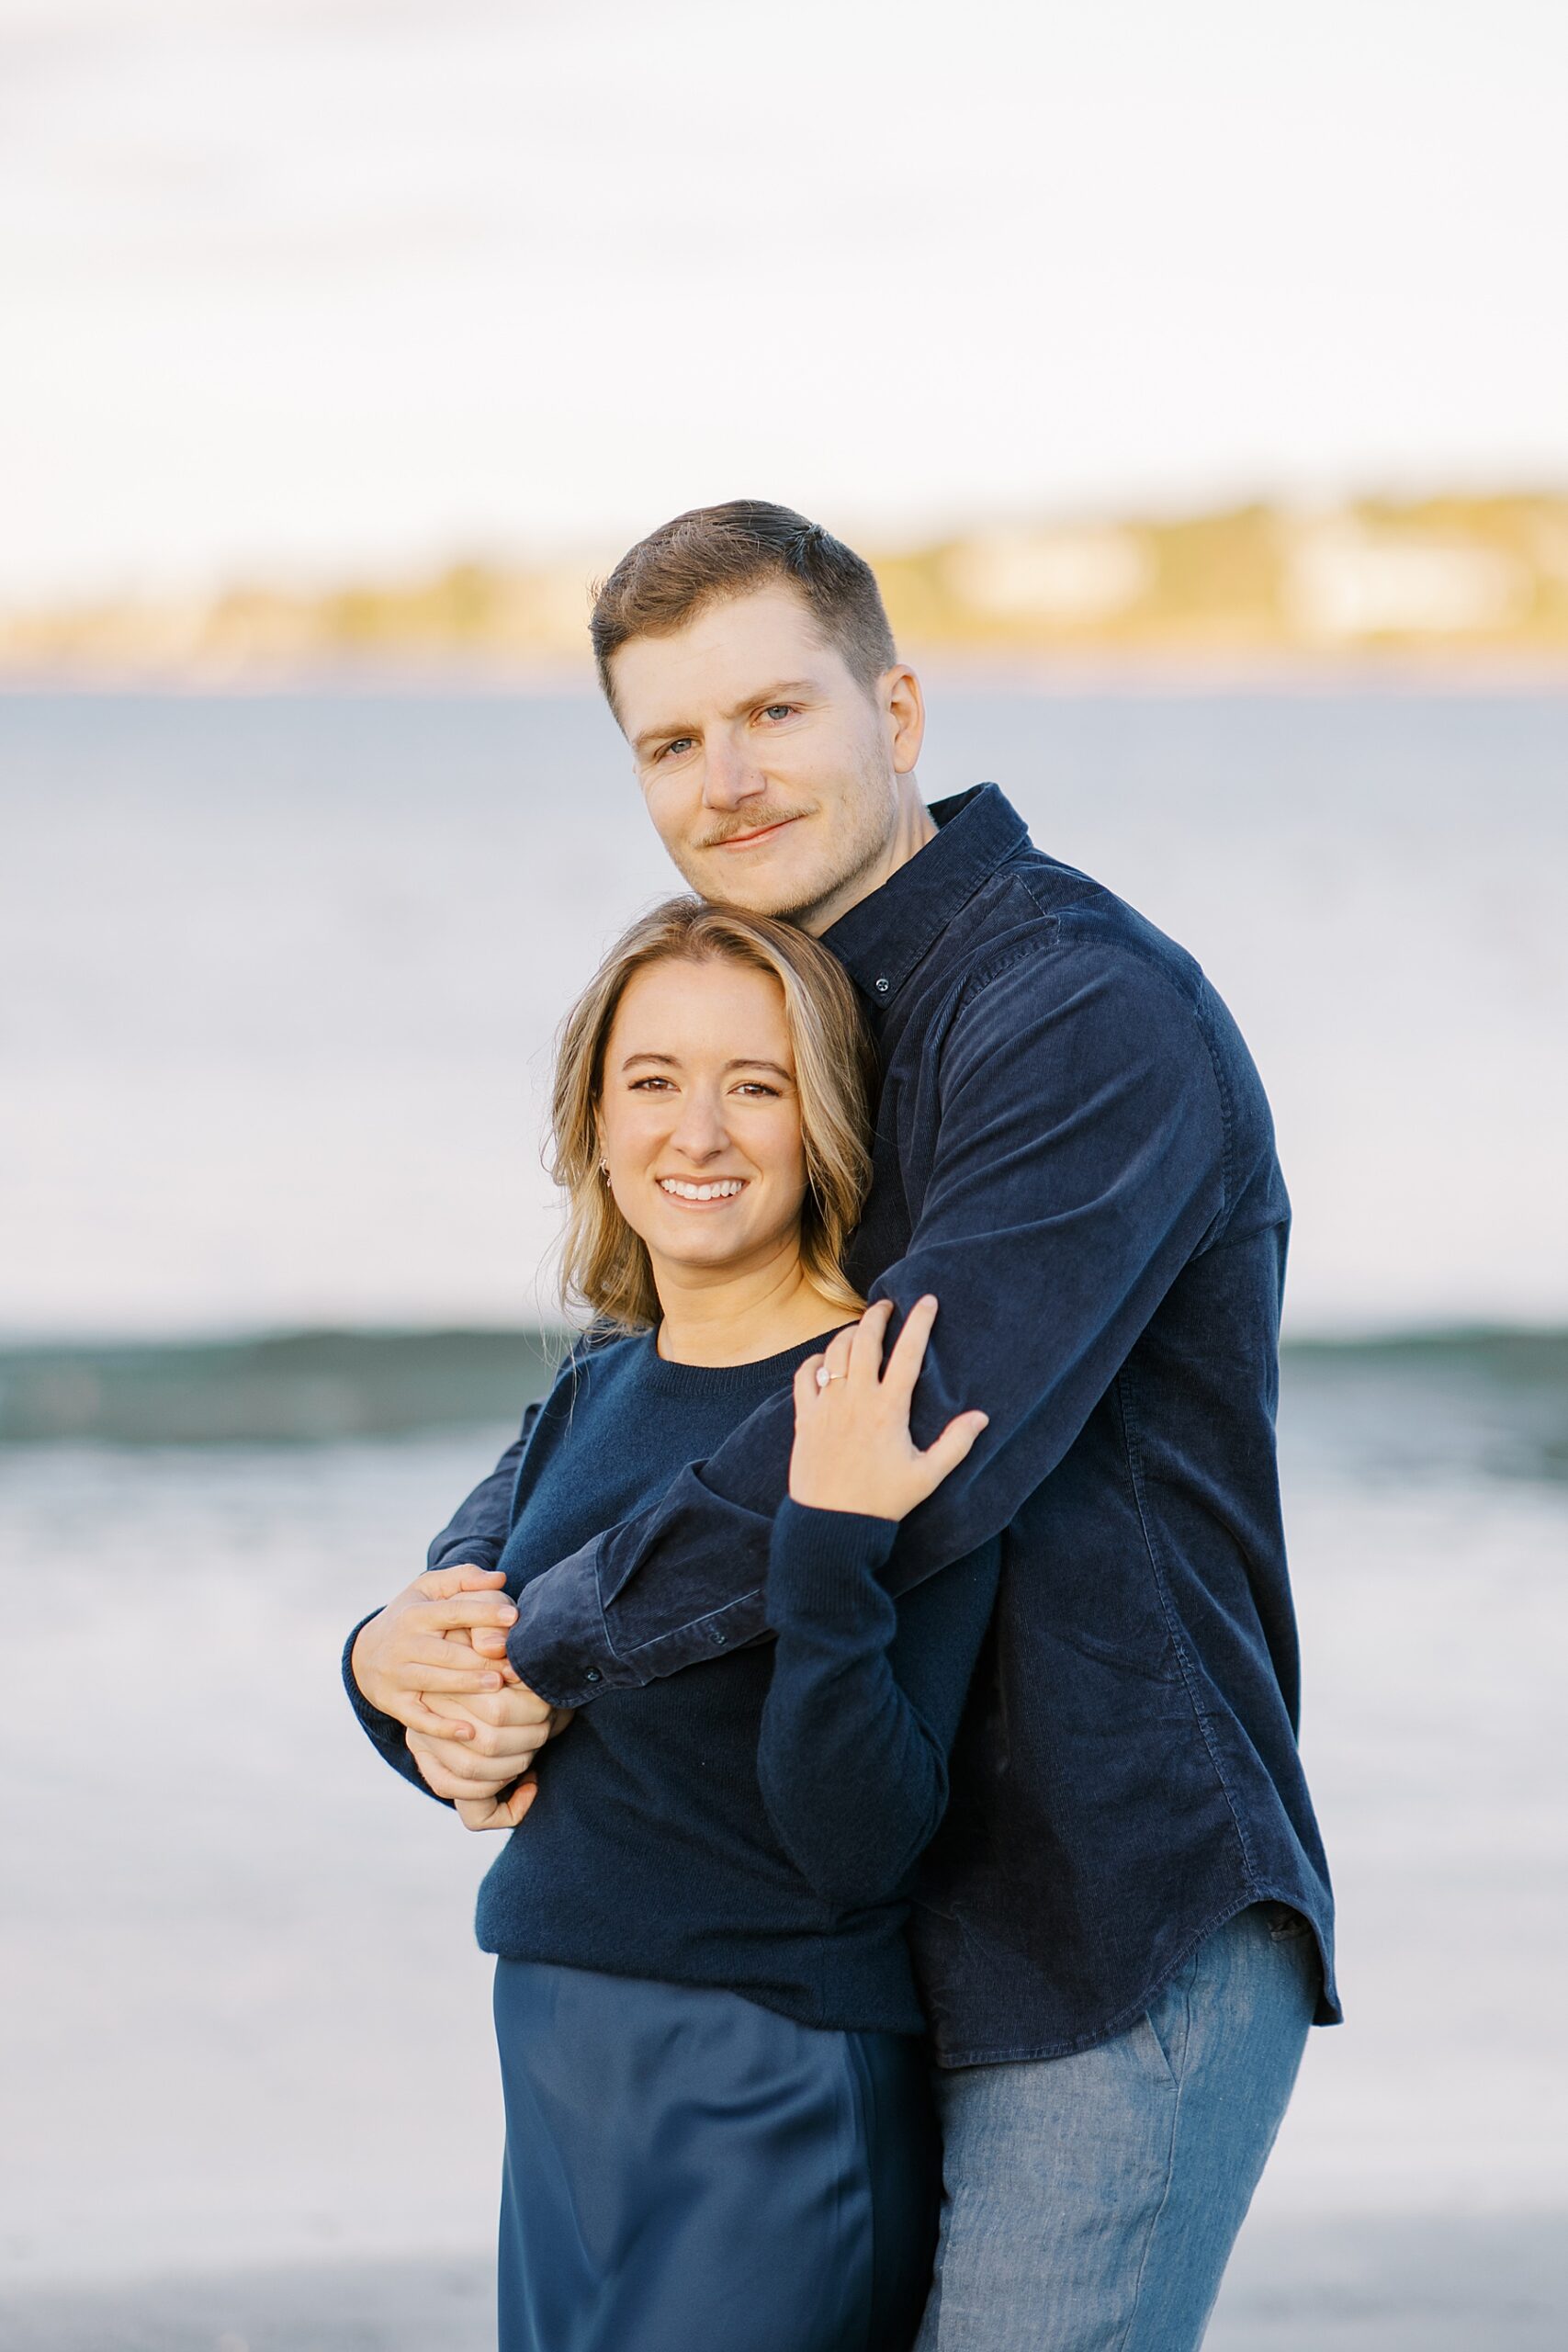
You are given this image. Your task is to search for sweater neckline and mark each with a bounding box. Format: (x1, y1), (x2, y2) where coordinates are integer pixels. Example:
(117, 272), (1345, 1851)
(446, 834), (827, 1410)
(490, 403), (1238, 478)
(627, 1323), (852, 1401)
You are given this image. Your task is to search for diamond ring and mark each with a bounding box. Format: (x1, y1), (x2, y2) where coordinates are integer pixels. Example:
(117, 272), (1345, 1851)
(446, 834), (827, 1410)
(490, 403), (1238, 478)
(815, 1366), (849, 1390)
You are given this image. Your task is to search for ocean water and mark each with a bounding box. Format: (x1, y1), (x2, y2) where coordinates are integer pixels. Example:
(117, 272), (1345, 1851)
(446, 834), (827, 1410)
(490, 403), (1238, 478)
(2, 686), (1564, 2338)
(0, 1337), (1563, 2328)
(3, 684), (1565, 1339)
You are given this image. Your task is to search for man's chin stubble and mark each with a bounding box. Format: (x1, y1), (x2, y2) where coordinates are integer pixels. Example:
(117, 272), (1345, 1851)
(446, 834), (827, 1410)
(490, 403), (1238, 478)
(680, 801), (895, 927)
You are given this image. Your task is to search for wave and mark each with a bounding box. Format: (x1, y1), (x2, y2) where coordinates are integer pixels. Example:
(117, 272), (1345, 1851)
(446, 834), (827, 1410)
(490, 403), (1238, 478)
(0, 1328), (562, 1446)
(1, 1328), (1565, 1480)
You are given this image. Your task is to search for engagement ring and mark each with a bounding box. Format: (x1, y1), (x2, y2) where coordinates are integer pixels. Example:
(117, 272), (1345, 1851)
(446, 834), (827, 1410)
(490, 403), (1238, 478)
(815, 1366), (848, 1389)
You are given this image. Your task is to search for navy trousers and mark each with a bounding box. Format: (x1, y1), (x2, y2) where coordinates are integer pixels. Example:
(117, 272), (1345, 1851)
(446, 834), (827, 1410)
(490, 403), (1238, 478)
(493, 1957), (939, 2351)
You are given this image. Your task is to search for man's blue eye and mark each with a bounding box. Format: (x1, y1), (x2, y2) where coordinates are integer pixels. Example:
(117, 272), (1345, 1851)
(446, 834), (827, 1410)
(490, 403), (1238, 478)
(761, 705), (793, 721)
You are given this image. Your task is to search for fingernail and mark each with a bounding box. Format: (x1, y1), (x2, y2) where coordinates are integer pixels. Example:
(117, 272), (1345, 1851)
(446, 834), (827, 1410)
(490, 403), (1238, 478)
(482, 1675), (502, 1690)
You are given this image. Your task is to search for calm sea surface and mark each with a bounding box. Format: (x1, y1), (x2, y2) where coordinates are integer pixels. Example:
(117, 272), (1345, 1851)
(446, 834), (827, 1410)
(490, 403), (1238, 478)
(3, 684), (1565, 1337)
(1, 689), (1564, 2327)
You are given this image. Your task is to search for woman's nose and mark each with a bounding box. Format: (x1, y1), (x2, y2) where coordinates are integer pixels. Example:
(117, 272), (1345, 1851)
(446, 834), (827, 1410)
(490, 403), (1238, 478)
(668, 1089), (729, 1160)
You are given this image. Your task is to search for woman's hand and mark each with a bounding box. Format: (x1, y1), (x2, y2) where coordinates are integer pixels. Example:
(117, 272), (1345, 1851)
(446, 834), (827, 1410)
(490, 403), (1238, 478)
(349, 1564), (522, 1738)
(411, 1686), (575, 1807)
(789, 1295), (987, 1521)
(453, 1777), (542, 1833)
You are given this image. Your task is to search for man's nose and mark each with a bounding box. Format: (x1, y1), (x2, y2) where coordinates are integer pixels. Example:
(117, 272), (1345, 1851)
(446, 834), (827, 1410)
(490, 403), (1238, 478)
(702, 731), (767, 809)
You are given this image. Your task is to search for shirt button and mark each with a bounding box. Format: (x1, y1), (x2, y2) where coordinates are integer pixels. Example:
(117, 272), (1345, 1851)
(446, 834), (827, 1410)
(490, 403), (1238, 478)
(707, 1625), (727, 1645)
(874, 976), (890, 994)
(583, 1668), (602, 1683)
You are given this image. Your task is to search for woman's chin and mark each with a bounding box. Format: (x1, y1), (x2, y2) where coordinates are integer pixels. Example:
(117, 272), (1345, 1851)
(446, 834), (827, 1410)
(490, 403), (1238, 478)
(643, 1215), (788, 1283)
(655, 1231), (753, 1274)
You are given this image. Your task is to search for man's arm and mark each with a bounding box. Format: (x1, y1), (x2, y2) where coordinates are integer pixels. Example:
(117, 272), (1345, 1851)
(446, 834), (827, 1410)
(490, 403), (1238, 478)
(506, 944), (1230, 1708)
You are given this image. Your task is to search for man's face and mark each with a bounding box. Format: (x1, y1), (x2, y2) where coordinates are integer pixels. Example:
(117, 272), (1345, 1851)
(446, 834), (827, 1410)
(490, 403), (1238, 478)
(609, 584), (923, 933)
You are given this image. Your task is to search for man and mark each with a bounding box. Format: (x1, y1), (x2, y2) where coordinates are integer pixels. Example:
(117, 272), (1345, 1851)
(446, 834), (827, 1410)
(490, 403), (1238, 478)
(352, 501), (1337, 2349)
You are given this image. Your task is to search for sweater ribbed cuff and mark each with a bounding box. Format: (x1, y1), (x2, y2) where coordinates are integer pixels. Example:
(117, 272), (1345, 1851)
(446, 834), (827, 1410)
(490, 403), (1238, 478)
(767, 1498), (899, 1625)
(341, 1613), (408, 1751)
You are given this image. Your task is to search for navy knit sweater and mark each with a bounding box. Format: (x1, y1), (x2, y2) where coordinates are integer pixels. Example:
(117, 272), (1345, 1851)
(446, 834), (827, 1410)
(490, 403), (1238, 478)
(345, 1329), (1001, 2033)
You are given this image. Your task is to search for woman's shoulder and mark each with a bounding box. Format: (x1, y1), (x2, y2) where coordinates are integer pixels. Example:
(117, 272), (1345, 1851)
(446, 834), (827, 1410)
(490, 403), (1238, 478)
(534, 1322), (655, 1413)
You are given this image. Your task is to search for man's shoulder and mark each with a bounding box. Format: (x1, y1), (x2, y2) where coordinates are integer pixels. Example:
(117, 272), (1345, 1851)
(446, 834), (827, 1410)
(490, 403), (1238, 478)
(950, 841), (1209, 1021)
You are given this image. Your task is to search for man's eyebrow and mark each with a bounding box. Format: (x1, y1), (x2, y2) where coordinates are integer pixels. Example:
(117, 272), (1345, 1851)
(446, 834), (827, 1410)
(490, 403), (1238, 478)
(631, 681), (820, 756)
(725, 680), (818, 715)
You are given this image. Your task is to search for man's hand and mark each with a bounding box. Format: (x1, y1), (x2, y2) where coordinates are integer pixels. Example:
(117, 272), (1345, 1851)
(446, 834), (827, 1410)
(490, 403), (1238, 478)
(349, 1564), (521, 1739)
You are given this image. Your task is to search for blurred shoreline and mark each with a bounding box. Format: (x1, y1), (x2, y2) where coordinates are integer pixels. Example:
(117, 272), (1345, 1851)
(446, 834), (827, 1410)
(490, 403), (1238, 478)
(6, 650), (1568, 695)
(6, 492), (1568, 687)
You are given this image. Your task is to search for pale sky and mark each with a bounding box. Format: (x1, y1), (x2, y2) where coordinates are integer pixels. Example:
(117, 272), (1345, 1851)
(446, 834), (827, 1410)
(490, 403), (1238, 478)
(3, 0), (1566, 601)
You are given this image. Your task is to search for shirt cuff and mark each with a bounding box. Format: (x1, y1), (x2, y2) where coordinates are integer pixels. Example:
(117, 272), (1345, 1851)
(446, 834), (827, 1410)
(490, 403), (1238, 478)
(505, 1541), (629, 1707)
(427, 1535), (504, 1575)
(767, 1498), (900, 1625)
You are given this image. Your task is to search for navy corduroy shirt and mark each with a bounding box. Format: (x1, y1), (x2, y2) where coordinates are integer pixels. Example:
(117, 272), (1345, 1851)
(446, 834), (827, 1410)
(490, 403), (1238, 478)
(424, 786), (1339, 2064)
(345, 1329), (1002, 2034)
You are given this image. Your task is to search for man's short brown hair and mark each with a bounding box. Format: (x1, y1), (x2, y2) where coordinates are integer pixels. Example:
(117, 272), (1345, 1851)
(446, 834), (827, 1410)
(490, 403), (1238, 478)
(590, 500), (897, 718)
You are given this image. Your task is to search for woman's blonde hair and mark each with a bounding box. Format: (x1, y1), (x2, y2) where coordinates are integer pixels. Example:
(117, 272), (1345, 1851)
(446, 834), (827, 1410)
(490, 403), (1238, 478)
(551, 898), (876, 1331)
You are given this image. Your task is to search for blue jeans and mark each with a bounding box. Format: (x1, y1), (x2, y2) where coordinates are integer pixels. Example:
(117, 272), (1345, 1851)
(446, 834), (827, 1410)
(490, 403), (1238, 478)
(914, 1903), (1319, 2351)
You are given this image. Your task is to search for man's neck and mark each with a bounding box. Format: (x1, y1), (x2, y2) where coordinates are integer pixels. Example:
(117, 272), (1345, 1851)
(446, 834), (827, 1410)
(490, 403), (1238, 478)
(798, 776), (937, 937)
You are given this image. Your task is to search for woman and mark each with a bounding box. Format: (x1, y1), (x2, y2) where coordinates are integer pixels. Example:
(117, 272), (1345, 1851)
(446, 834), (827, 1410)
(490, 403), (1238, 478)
(345, 898), (997, 2352)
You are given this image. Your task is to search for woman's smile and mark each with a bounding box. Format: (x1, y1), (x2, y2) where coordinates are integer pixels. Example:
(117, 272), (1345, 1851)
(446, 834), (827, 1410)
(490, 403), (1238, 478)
(656, 1175), (750, 1205)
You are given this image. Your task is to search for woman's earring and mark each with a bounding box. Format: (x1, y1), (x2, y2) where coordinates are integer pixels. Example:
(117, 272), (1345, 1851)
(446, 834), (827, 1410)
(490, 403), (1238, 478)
(599, 1159), (610, 1178)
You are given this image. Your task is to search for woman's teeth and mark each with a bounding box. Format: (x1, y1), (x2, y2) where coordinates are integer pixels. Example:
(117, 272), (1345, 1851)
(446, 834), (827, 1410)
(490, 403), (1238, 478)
(658, 1178), (746, 1201)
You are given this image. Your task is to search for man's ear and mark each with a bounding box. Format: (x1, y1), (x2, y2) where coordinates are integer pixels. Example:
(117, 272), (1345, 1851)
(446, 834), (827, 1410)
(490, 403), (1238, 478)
(884, 664), (925, 776)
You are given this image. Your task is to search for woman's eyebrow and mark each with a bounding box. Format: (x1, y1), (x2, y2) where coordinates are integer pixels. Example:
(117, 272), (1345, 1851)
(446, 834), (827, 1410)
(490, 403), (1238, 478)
(617, 1053), (793, 1079)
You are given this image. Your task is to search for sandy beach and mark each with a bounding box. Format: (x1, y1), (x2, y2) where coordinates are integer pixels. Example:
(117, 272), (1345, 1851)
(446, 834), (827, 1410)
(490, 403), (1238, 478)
(4, 2215), (1563, 2350)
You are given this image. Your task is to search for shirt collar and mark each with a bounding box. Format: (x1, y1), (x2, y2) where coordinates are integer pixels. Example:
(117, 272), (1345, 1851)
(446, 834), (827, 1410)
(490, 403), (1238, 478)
(822, 783), (1029, 1006)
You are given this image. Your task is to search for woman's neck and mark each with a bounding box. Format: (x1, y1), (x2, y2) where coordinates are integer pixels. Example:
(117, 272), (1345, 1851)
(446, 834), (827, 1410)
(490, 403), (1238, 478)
(651, 1246), (852, 1368)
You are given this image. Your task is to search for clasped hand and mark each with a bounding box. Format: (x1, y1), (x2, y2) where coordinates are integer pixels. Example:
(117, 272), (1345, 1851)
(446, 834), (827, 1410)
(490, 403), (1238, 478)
(349, 1564), (574, 1830)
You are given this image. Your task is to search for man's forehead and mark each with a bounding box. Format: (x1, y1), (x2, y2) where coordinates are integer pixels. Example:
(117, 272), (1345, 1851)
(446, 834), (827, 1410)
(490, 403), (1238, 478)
(613, 589), (840, 737)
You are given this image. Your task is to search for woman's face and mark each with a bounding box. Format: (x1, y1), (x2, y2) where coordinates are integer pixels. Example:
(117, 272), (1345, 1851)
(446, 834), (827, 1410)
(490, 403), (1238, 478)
(597, 956), (810, 1287)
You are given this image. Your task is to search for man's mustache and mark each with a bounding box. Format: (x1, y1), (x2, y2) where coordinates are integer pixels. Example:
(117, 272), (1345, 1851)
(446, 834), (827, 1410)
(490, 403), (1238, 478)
(695, 807), (810, 849)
